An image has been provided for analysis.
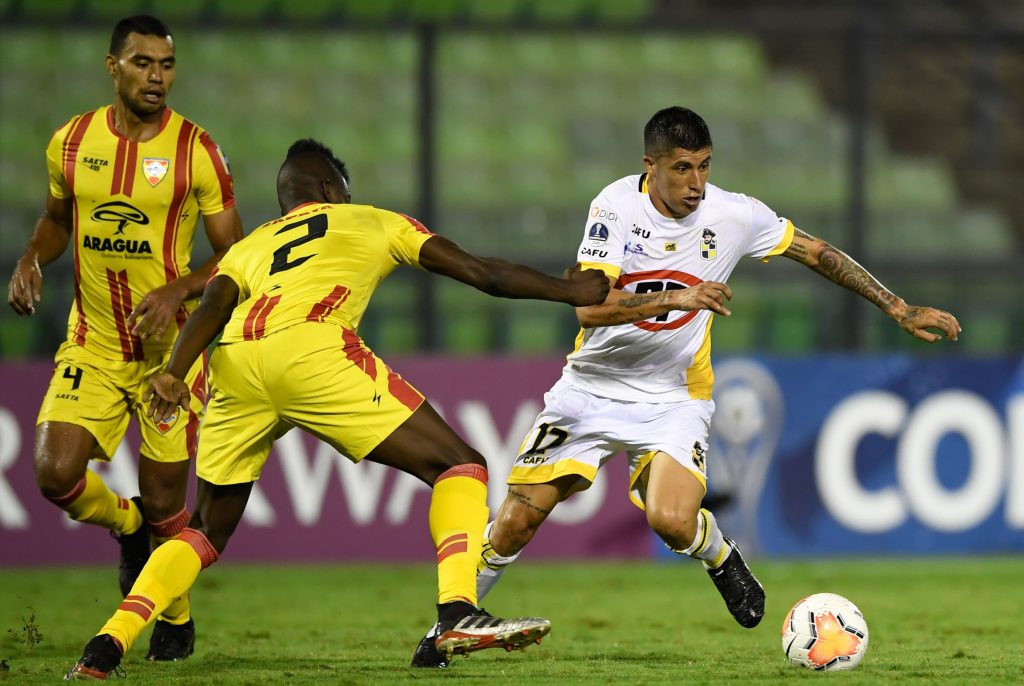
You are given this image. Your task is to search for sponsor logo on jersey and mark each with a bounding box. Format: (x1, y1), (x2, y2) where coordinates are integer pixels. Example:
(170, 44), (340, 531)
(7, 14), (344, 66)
(588, 222), (609, 245)
(81, 235), (154, 255)
(691, 441), (707, 472)
(665, 242), (677, 252)
(91, 201), (150, 234)
(581, 247), (608, 258)
(700, 228), (717, 260)
(624, 241), (645, 255)
(631, 224), (651, 239)
(590, 206), (617, 221)
(81, 156), (108, 172)
(143, 158), (169, 186)
(155, 411), (178, 435)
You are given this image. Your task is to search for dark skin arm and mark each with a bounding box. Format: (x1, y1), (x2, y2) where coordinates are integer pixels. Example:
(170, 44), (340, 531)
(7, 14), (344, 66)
(144, 274), (239, 422)
(574, 275), (733, 328)
(128, 206), (244, 339)
(7, 191), (73, 315)
(417, 235), (610, 306)
(783, 228), (961, 342)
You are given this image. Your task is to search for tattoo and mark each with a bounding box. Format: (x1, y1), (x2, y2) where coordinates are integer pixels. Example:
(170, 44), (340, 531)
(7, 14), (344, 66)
(898, 305), (929, 331)
(783, 228), (811, 260)
(790, 228), (899, 315)
(509, 489), (552, 516)
(601, 290), (673, 325)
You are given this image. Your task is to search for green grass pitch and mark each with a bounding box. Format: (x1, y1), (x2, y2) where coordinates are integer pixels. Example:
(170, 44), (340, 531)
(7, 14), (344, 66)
(1, 558), (1022, 684)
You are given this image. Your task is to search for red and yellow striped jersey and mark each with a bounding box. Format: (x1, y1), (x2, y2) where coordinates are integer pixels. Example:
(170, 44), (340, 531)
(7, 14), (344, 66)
(47, 105), (235, 360)
(213, 202), (433, 344)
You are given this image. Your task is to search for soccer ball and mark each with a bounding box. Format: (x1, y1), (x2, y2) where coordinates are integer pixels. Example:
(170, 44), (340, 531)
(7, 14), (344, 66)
(781, 593), (869, 671)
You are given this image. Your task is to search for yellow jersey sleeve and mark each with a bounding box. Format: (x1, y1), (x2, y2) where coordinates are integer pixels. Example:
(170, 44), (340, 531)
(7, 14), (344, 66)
(45, 119), (73, 200)
(378, 210), (434, 267)
(192, 129), (236, 215)
(211, 243), (250, 303)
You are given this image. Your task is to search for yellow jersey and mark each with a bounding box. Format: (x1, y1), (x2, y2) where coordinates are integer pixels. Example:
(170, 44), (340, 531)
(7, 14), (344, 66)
(213, 202), (433, 344)
(47, 105), (235, 360)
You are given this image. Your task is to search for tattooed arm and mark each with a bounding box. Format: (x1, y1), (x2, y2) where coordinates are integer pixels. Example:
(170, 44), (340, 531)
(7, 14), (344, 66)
(576, 274), (733, 328)
(783, 228), (961, 342)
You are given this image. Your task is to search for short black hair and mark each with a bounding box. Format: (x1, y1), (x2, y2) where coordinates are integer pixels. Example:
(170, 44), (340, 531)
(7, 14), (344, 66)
(110, 15), (172, 56)
(644, 107), (712, 157)
(285, 139), (349, 183)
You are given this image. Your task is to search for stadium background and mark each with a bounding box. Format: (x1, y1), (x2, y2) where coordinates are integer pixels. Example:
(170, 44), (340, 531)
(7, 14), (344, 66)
(1, 0), (1022, 580)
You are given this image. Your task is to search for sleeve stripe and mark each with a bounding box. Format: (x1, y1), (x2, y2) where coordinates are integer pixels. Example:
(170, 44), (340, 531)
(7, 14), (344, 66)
(578, 261), (621, 279)
(198, 131), (234, 208)
(62, 111), (95, 195)
(763, 220), (795, 260)
(398, 212), (434, 236)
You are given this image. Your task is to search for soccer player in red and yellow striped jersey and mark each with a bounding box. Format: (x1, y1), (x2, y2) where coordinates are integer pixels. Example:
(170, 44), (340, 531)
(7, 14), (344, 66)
(65, 138), (609, 678)
(6, 15), (243, 662)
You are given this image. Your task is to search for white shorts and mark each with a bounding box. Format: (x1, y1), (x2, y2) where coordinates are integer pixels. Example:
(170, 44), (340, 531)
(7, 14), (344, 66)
(507, 378), (715, 510)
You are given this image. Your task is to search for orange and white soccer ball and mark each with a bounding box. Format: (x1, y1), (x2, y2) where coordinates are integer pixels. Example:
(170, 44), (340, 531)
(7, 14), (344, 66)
(781, 593), (869, 671)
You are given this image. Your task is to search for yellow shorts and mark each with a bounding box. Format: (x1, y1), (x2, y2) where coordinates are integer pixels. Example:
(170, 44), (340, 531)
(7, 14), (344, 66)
(37, 340), (207, 463)
(197, 322), (424, 485)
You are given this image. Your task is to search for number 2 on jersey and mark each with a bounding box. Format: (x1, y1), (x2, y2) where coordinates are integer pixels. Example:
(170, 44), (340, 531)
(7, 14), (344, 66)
(269, 213), (328, 275)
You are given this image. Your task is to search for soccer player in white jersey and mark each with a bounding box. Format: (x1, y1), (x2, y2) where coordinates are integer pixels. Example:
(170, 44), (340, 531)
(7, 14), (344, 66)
(412, 106), (962, 667)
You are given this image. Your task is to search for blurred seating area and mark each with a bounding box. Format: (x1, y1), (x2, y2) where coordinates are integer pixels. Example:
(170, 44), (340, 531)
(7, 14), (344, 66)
(1, 0), (1020, 357)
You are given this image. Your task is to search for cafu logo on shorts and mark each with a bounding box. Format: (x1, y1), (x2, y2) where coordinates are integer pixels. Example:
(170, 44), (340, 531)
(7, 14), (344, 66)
(155, 411), (178, 435)
(691, 441), (707, 472)
(143, 158), (169, 187)
(699, 228), (717, 261)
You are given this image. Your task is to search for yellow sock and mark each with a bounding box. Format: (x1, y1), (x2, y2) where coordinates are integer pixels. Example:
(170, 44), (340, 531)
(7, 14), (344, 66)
(150, 509), (193, 625)
(429, 464), (489, 607)
(54, 470), (140, 534)
(101, 529), (218, 653)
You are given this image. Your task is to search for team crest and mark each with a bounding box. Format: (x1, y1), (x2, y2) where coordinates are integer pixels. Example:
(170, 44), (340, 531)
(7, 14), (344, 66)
(699, 228), (717, 261)
(155, 411), (178, 434)
(691, 441), (707, 472)
(143, 158), (169, 187)
(664, 242), (677, 252)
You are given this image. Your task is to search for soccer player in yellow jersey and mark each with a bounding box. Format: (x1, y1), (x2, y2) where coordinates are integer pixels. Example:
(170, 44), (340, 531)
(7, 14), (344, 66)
(6, 15), (242, 661)
(65, 138), (609, 678)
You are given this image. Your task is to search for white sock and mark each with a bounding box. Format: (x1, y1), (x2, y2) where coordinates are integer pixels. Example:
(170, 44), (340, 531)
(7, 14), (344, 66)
(669, 508), (730, 569)
(477, 521), (520, 602)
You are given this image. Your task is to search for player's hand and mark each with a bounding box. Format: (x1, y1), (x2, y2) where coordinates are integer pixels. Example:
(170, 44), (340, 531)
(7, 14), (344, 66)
(129, 282), (189, 340)
(675, 281), (733, 316)
(143, 371), (191, 423)
(7, 255), (42, 315)
(893, 305), (961, 342)
(563, 263), (611, 306)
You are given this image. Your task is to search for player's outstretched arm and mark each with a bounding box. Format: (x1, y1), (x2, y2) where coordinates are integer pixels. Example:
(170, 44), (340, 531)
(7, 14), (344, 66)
(7, 192), (73, 316)
(144, 274), (239, 422)
(782, 227), (961, 342)
(418, 235), (609, 306)
(130, 207), (244, 339)
(576, 279), (733, 328)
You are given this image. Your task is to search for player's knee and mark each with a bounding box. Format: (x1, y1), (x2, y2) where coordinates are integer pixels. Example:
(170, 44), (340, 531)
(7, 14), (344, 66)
(444, 443), (486, 469)
(139, 486), (187, 522)
(646, 505), (698, 551)
(33, 456), (84, 501)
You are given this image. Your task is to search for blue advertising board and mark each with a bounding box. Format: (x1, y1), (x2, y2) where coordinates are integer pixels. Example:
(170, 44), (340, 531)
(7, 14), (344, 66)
(672, 356), (1024, 558)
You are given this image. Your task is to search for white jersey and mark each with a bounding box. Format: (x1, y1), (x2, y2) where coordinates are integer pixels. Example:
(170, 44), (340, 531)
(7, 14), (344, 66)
(563, 174), (794, 402)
